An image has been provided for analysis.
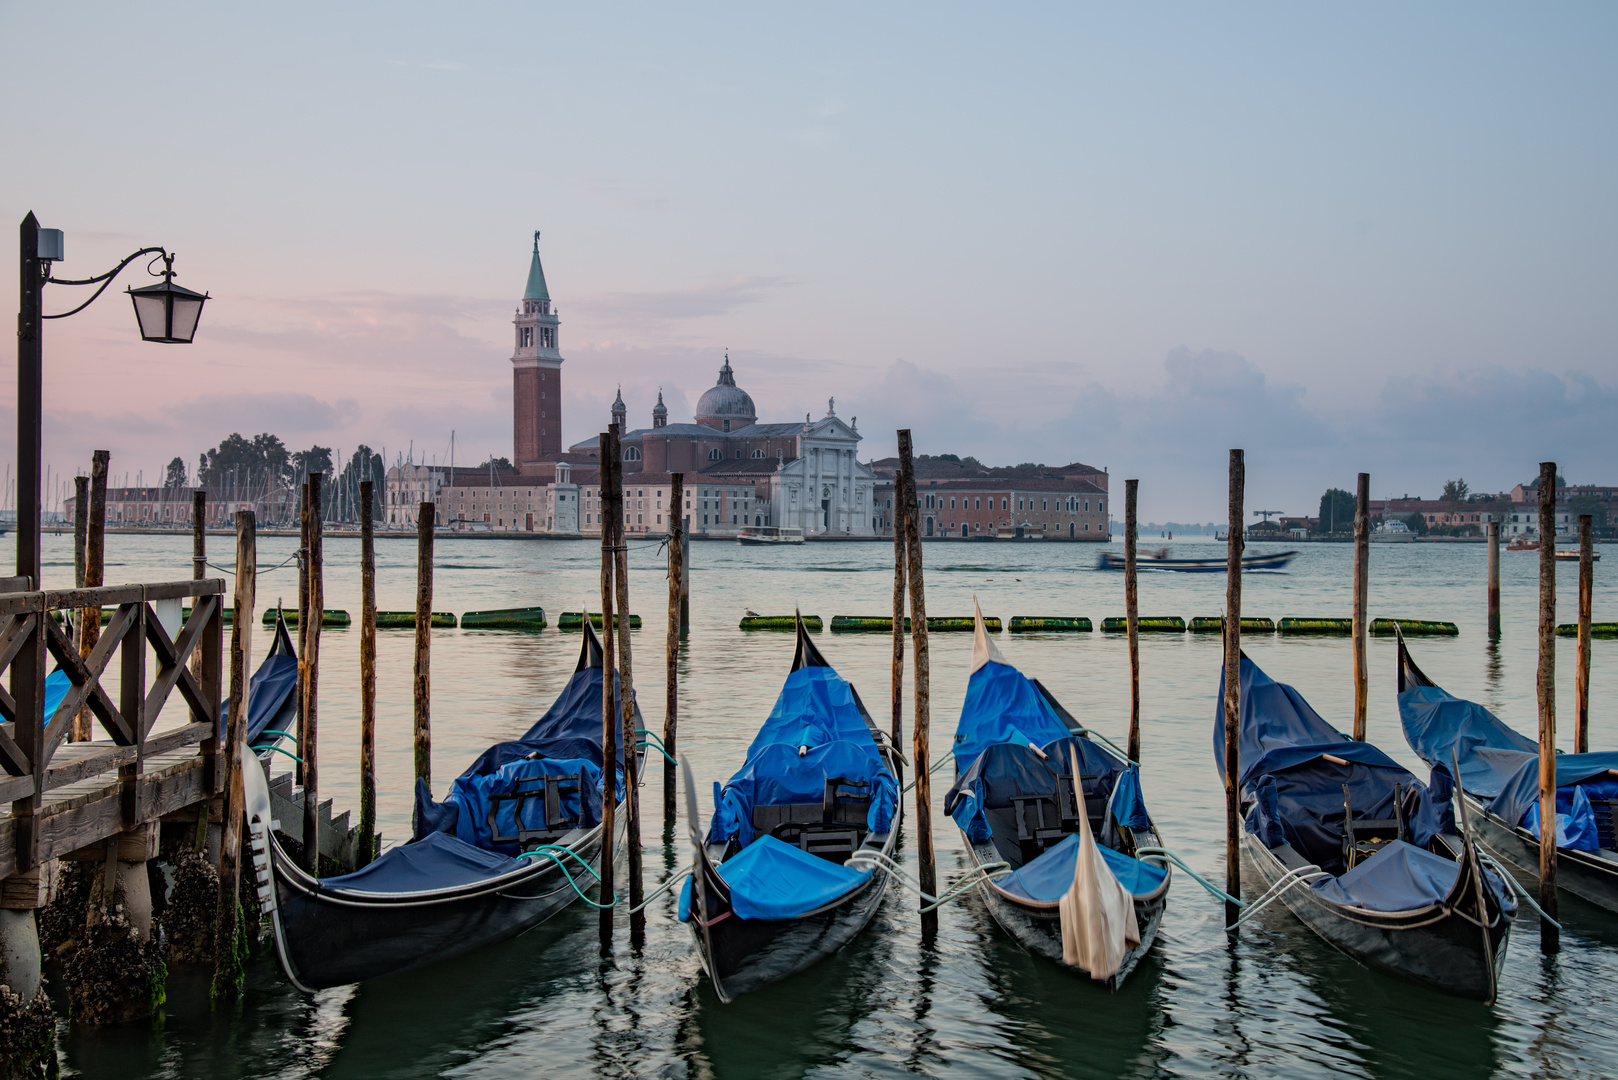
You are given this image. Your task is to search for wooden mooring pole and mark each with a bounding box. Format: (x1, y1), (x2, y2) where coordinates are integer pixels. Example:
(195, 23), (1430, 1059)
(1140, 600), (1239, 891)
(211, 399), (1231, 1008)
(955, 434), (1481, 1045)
(1125, 479), (1140, 762)
(663, 472), (683, 826)
(1536, 461), (1559, 954)
(891, 492), (907, 777)
(73, 475), (88, 588)
(358, 480), (378, 864)
(213, 510), (255, 1000)
(192, 491), (206, 684)
(1223, 449), (1244, 928)
(1576, 514), (1593, 754)
(1353, 472), (1369, 741)
(296, 480), (310, 785)
(75, 450), (109, 742)
(680, 513), (691, 636)
(897, 430), (937, 937)
(609, 428), (644, 941)
(415, 501), (434, 791)
(302, 474), (323, 873)
(1487, 520), (1502, 638)
(598, 428), (620, 948)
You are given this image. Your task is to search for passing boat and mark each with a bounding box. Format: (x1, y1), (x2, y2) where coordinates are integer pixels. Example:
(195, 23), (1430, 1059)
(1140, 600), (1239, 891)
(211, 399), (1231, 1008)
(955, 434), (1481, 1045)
(1370, 521), (1416, 543)
(680, 615), (902, 1002)
(995, 524), (1046, 540)
(1554, 548), (1600, 562)
(944, 603), (1169, 986)
(245, 618), (641, 990)
(737, 525), (805, 545)
(1097, 547), (1296, 573)
(1398, 635), (1618, 912)
(1215, 654), (1515, 1001)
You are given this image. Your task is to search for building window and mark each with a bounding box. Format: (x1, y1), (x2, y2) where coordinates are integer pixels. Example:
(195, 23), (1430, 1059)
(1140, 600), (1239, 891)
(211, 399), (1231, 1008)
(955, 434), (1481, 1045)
(709, 448), (722, 461)
(752, 449), (765, 458)
(624, 446), (641, 461)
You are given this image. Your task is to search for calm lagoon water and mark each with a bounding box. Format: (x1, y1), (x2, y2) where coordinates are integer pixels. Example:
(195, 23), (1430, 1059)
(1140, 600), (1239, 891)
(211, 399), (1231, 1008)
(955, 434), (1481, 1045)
(25, 531), (1618, 1079)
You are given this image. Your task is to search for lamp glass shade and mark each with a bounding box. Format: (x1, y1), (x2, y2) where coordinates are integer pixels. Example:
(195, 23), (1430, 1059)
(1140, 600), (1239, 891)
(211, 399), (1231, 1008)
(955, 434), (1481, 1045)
(127, 280), (208, 343)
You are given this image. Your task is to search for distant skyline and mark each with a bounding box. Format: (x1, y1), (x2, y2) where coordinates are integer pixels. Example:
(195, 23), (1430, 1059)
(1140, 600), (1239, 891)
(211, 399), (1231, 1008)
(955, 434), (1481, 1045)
(2, 3), (1614, 520)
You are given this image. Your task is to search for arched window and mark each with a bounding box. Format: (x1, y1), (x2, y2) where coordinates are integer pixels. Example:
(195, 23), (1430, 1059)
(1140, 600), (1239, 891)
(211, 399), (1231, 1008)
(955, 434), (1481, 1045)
(752, 449), (765, 459)
(624, 446), (642, 462)
(708, 448), (722, 461)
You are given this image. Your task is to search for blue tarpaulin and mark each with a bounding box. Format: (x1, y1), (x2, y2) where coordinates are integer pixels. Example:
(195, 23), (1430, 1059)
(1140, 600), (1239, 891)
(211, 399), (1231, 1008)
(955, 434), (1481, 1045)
(993, 833), (1167, 903)
(706, 739), (896, 847)
(1525, 785), (1603, 852)
(679, 834), (874, 922)
(246, 652), (299, 745)
(747, 667), (884, 761)
(320, 831), (522, 893)
(951, 661), (1074, 771)
(445, 755), (605, 855)
(1309, 840), (1460, 912)
(1489, 753), (1618, 834)
(1398, 683), (1535, 798)
(945, 737), (1132, 843)
(1213, 657), (1351, 788)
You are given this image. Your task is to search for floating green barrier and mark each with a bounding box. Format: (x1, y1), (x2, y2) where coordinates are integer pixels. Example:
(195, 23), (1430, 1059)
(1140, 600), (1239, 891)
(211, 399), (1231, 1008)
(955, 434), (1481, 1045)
(1279, 617), (1352, 635)
(558, 611), (641, 630)
(1101, 616), (1186, 633)
(1371, 618), (1458, 637)
(739, 615), (823, 631)
(829, 615), (1000, 633)
(1556, 622), (1618, 638)
(265, 609), (351, 627)
(461, 607), (547, 630)
(1189, 616), (1276, 634)
(374, 611), (457, 629)
(181, 606), (233, 624)
(1008, 616), (1092, 633)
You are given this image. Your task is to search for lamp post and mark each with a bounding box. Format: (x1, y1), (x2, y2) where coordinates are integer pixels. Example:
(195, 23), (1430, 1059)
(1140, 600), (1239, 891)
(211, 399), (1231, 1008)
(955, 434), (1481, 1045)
(16, 212), (208, 585)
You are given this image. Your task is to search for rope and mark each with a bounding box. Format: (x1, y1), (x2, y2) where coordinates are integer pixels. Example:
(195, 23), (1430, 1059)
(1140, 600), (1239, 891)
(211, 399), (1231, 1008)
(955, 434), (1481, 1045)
(1223, 864), (1331, 931)
(901, 755), (951, 794)
(845, 849), (1011, 912)
(517, 844), (617, 909)
(1068, 726), (1139, 767)
(1478, 851), (1562, 928)
(627, 867), (692, 914)
(636, 740), (678, 767)
(252, 744), (302, 764)
(256, 729), (298, 744)
(1135, 846), (1242, 907)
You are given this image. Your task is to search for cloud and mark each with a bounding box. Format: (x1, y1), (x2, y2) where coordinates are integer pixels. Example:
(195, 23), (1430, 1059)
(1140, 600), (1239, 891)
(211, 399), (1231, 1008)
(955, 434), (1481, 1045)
(575, 276), (791, 332)
(167, 391), (361, 434)
(573, 176), (672, 214)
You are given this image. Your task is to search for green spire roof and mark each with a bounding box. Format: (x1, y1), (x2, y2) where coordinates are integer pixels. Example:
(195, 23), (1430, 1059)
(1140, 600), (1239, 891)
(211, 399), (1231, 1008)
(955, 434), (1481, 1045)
(524, 231), (550, 301)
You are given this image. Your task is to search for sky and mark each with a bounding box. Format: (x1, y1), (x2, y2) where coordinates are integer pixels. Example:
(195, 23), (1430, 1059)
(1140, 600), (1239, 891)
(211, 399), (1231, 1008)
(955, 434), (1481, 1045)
(1, 2), (1614, 521)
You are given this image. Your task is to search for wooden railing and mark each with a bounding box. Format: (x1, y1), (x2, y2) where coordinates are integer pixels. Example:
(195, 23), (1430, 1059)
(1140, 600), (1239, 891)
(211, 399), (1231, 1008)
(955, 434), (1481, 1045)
(0, 579), (225, 871)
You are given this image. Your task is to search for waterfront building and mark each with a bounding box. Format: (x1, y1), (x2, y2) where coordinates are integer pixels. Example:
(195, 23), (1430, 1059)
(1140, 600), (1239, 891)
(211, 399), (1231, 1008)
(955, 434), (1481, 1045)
(868, 457), (1109, 540)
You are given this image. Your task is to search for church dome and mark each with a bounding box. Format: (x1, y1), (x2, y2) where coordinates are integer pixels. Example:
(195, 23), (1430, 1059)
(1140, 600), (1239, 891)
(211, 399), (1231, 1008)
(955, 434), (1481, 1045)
(693, 354), (756, 429)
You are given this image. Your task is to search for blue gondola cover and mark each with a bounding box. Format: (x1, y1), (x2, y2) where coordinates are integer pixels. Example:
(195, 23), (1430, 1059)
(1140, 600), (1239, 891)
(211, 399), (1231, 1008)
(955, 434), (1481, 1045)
(246, 652), (299, 745)
(950, 661), (1074, 771)
(1398, 682), (1535, 798)
(707, 739), (895, 848)
(679, 835), (874, 922)
(320, 831), (523, 892)
(993, 833), (1167, 903)
(1308, 840), (1463, 912)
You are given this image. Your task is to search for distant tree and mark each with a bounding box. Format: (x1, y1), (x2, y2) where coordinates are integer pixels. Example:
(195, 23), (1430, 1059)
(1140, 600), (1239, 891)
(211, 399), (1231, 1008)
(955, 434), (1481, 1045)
(1442, 478), (1470, 508)
(475, 456), (514, 472)
(1403, 512), (1429, 536)
(163, 456), (187, 488)
(1317, 488), (1356, 533)
(199, 432), (290, 492)
(960, 456), (983, 469)
(339, 445), (386, 520)
(290, 446), (334, 486)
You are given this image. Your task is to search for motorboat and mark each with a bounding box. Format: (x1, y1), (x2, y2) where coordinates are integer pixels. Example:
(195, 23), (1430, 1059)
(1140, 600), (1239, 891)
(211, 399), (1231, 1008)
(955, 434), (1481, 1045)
(737, 525), (805, 545)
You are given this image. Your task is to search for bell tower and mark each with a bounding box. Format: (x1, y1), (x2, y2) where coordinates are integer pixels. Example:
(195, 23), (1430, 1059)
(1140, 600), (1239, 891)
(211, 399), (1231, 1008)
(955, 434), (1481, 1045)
(513, 231), (564, 468)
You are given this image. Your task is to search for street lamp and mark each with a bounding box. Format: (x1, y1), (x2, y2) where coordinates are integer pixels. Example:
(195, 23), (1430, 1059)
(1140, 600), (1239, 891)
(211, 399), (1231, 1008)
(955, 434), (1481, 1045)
(16, 212), (210, 586)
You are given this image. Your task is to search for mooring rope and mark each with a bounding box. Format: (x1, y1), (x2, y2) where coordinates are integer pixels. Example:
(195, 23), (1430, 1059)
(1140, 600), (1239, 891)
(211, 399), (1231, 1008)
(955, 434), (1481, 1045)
(1222, 865), (1331, 931)
(901, 755), (951, 795)
(1134, 846), (1243, 907)
(1477, 851), (1562, 928)
(846, 849), (1011, 912)
(634, 729), (678, 766)
(518, 844), (617, 909)
(627, 867), (693, 914)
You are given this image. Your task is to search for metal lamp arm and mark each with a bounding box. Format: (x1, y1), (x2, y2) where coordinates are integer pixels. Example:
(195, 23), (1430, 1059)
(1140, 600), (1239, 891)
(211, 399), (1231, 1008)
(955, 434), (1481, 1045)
(43, 246), (169, 320)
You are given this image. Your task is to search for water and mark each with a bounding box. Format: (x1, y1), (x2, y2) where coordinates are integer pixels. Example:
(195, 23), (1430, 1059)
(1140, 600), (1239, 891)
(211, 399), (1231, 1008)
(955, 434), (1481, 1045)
(25, 532), (1618, 1079)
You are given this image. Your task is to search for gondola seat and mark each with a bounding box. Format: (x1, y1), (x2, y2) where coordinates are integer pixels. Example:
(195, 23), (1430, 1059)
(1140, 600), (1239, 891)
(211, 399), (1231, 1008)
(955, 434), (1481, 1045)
(948, 739), (1133, 868)
(488, 768), (593, 850)
(709, 740), (897, 851)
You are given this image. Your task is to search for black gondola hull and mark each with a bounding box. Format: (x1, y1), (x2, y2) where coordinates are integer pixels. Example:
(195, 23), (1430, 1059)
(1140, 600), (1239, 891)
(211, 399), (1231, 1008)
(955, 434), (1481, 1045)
(689, 835), (894, 1000)
(1244, 834), (1509, 1001)
(1466, 793), (1618, 913)
(266, 821), (613, 990)
(964, 832), (1167, 989)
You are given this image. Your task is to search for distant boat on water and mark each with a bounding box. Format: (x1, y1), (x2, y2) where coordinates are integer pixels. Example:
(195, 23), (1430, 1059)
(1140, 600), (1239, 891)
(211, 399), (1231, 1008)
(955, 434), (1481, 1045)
(1371, 521), (1416, 543)
(1096, 547), (1296, 573)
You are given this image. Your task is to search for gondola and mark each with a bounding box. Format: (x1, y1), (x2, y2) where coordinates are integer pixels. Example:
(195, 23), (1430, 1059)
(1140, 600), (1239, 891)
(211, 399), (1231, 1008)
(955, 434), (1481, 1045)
(1397, 634), (1618, 912)
(244, 617), (642, 990)
(1096, 548), (1296, 573)
(944, 603), (1169, 986)
(1215, 653), (1515, 1001)
(246, 608), (301, 761)
(680, 614), (902, 1002)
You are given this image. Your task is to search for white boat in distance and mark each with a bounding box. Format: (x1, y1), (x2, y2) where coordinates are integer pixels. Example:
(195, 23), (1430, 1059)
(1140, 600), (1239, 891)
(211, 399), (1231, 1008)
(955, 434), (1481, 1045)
(1371, 520), (1416, 543)
(737, 525), (805, 546)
